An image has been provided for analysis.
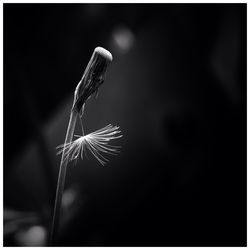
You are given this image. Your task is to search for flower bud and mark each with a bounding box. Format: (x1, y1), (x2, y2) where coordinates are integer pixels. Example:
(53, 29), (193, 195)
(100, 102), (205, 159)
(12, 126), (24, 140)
(73, 47), (113, 116)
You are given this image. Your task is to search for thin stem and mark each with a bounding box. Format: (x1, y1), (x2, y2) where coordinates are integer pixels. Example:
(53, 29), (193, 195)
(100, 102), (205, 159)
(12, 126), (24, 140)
(49, 47), (112, 245)
(50, 107), (78, 245)
(79, 105), (85, 136)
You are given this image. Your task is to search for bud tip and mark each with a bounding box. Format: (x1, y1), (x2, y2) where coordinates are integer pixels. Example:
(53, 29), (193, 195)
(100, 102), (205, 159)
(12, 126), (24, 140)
(94, 47), (113, 62)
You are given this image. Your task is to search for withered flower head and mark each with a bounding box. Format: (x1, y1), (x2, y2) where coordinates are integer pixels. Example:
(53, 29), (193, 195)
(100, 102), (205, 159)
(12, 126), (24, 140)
(72, 47), (113, 116)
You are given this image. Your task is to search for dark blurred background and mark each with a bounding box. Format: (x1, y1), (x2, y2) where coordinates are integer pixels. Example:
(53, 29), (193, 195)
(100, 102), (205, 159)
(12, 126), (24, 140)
(4, 3), (246, 246)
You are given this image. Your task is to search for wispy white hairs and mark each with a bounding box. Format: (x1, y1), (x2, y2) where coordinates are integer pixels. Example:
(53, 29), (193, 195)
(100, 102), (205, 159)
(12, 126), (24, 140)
(57, 124), (122, 166)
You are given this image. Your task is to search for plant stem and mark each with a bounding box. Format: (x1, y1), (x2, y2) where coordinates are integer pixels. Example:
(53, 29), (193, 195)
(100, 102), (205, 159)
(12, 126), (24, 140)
(50, 107), (78, 245)
(49, 46), (112, 245)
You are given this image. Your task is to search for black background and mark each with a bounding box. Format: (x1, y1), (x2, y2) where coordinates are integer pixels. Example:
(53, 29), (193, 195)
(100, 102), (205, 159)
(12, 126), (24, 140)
(4, 4), (246, 246)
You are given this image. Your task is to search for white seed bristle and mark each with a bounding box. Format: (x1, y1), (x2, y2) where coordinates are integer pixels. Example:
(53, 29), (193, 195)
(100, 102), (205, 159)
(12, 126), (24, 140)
(57, 124), (122, 166)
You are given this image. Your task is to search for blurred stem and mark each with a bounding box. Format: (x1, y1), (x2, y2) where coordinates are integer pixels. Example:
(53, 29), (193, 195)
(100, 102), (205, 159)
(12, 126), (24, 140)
(50, 106), (78, 245)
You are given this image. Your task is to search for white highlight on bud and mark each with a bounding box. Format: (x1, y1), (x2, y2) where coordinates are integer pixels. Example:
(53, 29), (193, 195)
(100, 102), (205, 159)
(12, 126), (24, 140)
(94, 47), (113, 62)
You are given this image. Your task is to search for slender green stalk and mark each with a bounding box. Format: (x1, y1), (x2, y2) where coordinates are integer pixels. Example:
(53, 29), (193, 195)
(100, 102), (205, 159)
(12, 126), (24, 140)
(50, 107), (78, 245)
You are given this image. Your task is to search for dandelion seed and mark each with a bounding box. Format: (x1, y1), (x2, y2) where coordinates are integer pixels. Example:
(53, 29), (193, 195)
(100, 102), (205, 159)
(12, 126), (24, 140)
(57, 124), (122, 166)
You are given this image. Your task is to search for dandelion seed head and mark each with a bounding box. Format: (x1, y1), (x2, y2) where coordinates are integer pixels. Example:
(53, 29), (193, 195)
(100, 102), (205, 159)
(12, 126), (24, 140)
(57, 124), (122, 166)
